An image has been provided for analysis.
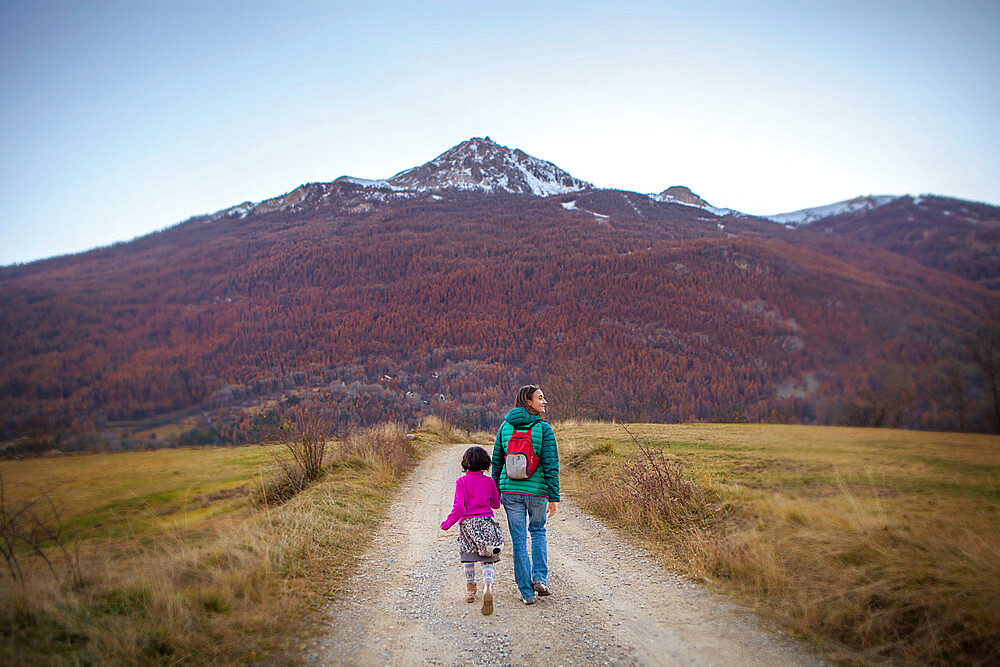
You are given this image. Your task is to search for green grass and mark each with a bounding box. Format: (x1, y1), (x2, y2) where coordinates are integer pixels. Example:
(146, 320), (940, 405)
(1, 446), (270, 539)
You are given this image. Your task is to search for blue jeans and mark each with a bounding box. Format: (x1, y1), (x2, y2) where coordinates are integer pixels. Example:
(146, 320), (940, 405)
(501, 493), (549, 600)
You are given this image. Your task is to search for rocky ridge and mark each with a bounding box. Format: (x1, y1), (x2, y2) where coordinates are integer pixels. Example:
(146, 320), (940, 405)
(385, 136), (592, 196)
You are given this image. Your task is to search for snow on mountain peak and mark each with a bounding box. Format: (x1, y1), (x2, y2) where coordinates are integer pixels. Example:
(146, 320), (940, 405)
(385, 136), (592, 196)
(651, 186), (711, 208)
(649, 185), (734, 217)
(765, 195), (902, 226)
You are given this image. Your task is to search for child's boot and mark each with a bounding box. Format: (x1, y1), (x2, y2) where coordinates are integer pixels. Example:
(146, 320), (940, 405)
(466, 583), (476, 603)
(481, 582), (493, 615)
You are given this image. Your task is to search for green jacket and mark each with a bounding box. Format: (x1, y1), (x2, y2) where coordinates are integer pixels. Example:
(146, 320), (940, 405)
(491, 408), (560, 502)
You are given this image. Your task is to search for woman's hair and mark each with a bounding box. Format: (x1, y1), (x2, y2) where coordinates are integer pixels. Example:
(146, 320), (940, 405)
(462, 446), (491, 472)
(515, 384), (540, 411)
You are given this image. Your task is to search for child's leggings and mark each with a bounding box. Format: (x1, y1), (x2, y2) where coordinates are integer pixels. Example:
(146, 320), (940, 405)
(463, 562), (494, 584)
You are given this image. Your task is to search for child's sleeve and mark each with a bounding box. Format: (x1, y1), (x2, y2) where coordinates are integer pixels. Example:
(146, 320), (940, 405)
(489, 475), (500, 509)
(440, 478), (466, 530)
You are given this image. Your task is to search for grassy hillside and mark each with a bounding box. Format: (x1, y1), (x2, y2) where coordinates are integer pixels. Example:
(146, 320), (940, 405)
(558, 422), (1000, 664)
(0, 420), (463, 664)
(0, 446), (269, 541)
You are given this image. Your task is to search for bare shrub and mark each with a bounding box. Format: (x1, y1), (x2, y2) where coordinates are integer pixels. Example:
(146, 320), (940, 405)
(257, 409), (333, 505)
(418, 415), (463, 443)
(0, 476), (82, 588)
(338, 422), (415, 474)
(607, 424), (714, 531)
(467, 430), (496, 445)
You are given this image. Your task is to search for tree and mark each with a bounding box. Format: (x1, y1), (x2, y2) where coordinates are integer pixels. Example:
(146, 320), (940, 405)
(542, 359), (598, 421)
(941, 356), (969, 432)
(968, 313), (1000, 431)
(839, 364), (916, 428)
(936, 340), (971, 432)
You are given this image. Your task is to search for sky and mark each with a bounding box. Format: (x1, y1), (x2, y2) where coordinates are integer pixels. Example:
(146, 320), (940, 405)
(2, 0), (998, 265)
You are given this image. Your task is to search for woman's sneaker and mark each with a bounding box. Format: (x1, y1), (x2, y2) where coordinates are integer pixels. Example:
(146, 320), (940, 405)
(522, 596), (536, 605)
(532, 582), (551, 596)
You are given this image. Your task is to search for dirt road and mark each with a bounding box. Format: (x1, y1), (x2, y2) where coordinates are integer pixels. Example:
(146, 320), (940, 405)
(304, 443), (819, 665)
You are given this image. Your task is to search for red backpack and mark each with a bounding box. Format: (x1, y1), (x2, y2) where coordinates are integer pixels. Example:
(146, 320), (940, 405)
(504, 425), (540, 480)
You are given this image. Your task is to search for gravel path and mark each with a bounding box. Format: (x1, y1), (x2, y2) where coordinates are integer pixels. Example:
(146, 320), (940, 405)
(303, 443), (819, 665)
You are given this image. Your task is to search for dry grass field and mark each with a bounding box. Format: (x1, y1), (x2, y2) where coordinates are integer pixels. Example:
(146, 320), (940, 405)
(0, 446), (269, 541)
(557, 422), (1000, 664)
(5, 419), (995, 664)
(0, 420), (460, 665)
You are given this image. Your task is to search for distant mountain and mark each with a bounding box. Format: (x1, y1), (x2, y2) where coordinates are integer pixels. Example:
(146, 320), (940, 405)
(195, 136), (592, 225)
(649, 186), (735, 217)
(384, 136), (592, 196)
(774, 195), (1000, 289)
(765, 195), (901, 226)
(2, 136), (998, 454)
(652, 186), (712, 208)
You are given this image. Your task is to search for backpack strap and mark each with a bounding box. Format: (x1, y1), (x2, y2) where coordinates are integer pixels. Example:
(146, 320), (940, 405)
(502, 421), (543, 456)
(523, 421), (542, 457)
(500, 421), (513, 454)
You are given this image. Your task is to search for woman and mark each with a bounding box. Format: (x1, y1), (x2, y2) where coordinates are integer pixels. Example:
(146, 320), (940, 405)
(491, 384), (560, 605)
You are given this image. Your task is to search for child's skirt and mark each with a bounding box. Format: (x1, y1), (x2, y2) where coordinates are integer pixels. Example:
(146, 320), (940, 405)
(457, 516), (503, 563)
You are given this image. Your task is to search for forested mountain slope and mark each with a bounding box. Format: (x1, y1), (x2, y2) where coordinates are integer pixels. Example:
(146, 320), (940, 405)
(3, 139), (998, 451)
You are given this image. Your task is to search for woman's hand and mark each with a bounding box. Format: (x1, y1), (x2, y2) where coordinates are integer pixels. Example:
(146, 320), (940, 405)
(546, 501), (558, 518)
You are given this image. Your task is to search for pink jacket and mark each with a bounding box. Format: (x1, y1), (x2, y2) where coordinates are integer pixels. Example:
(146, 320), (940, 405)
(441, 470), (500, 530)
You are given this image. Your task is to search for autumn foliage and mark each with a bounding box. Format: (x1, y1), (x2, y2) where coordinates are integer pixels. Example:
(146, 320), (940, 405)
(1, 187), (998, 450)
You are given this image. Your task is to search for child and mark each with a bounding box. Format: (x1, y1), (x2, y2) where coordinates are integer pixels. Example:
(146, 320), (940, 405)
(441, 446), (503, 615)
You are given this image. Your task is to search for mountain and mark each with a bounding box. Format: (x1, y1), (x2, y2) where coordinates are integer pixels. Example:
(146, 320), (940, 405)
(2, 137), (999, 453)
(188, 137), (592, 226)
(384, 136), (591, 196)
(649, 186), (735, 218)
(771, 195), (1000, 289)
(765, 195), (901, 226)
(652, 185), (711, 206)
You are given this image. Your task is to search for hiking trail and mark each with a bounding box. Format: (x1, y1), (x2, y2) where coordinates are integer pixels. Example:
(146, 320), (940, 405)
(304, 443), (819, 665)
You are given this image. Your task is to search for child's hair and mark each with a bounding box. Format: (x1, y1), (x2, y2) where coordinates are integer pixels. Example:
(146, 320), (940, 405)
(462, 446), (491, 472)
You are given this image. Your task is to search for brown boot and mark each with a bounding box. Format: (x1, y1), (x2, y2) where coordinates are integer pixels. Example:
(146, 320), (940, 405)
(481, 582), (493, 615)
(466, 583), (476, 603)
